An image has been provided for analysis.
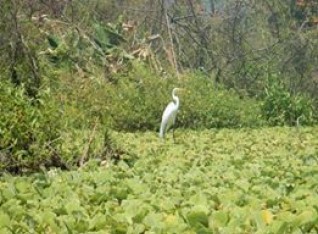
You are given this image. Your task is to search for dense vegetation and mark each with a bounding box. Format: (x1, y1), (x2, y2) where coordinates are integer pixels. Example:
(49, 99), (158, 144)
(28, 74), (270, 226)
(0, 128), (318, 233)
(0, 0), (317, 172)
(0, 1), (317, 232)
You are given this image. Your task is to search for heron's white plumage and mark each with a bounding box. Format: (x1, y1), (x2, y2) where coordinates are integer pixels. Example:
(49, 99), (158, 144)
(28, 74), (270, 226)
(159, 88), (181, 138)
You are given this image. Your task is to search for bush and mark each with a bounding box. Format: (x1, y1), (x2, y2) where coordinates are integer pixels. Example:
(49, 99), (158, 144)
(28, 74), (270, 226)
(180, 73), (263, 129)
(106, 63), (172, 131)
(105, 66), (263, 131)
(261, 81), (315, 126)
(0, 81), (63, 173)
(108, 67), (315, 131)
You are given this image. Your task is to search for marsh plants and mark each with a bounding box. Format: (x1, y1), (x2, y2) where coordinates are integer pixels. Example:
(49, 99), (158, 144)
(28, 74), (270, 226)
(0, 127), (317, 233)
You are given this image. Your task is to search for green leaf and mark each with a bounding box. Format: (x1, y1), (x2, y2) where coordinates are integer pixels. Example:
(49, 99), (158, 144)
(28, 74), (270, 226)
(125, 178), (147, 195)
(210, 210), (229, 228)
(89, 213), (108, 230)
(187, 210), (209, 228)
(276, 211), (296, 223)
(127, 223), (146, 234)
(1, 187), (15, 200)
(15, 181), (30, 193)
(41, 211), (59, 232)
(47, 35), (60, 49)
(121, 199), (149, 224)
(293, 210), (317, 227)
(143, 212), (165, 230)
(0, 212), (10, 228)
(269, 220), (289, 234)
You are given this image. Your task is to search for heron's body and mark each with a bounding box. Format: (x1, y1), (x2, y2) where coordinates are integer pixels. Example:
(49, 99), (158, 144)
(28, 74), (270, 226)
(159, 88), (181, 139)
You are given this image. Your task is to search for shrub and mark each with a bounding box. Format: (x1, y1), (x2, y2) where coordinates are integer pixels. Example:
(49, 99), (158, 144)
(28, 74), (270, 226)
(0, 81), (63, 173)
(180, 73), (263, 129)
(105, 66), (263, 131)
(106, 63), (172, 131)
(261, 81), (315, 126)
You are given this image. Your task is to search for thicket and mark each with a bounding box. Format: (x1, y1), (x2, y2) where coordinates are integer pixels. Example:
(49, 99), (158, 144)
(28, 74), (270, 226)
(0, 0), (317, 172)
(103, 64), (262, 131)
(0, 81), (63, 173)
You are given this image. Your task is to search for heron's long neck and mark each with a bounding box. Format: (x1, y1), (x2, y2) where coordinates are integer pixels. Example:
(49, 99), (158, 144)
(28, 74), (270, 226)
(172, 93), (179, 108)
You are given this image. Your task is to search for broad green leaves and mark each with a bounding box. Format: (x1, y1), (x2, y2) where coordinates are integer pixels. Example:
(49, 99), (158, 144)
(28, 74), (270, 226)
(0, 127), (318, 232)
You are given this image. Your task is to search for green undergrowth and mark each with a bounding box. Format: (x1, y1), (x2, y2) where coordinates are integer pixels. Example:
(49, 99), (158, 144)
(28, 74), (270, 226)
(0, 81), (63, 173)
(0, 127), (317, 233)
(0, 64), (264, 173)
(55, 64), (264, 132)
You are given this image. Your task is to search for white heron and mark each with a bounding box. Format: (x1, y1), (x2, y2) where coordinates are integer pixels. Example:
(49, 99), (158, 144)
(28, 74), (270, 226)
(159, 88), (184, 139)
